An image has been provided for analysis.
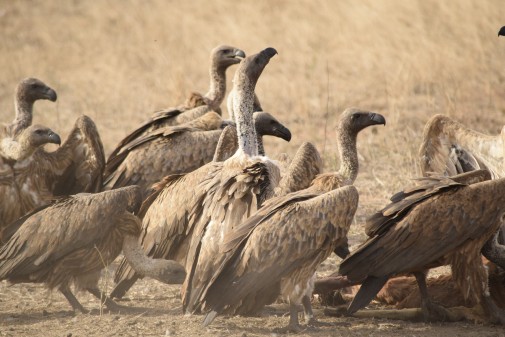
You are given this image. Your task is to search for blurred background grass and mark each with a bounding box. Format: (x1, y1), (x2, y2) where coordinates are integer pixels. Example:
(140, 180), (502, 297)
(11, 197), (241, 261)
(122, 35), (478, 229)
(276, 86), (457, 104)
(0, 0), (504, 215)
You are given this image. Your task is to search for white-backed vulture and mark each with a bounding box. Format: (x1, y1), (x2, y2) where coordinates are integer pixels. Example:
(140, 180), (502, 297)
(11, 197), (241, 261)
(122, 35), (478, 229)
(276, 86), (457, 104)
(339, 171), (505, 325)
(0, 186), (185, 313)
(1, 78), (57, 138)
(199, 109), (385, 331)
(107, 45), (245, 164)
(0, 116), (105, 235)
(103, 111), (291, 198)
(419, 114), (505, 179)
(110, 48), (280, 301)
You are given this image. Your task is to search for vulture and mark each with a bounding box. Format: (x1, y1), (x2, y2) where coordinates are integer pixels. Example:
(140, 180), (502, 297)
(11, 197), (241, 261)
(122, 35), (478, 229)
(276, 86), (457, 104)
(199, 108), (385, 331)
(419, 114), (505, 179)
(339, 170), (505, 325)
(0, 116), (105, 235)
(111, 48), (280, 301)
(103, 110), (291, 198)
(106, 45), (245, 163)
(0, 186), (185, 313)
(1, 78), (57, 138)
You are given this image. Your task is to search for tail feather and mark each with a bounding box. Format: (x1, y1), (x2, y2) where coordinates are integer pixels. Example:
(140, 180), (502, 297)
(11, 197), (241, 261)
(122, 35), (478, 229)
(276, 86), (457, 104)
(347, 276), (389, 314)
(203, 310), (218, 327)
(110, 277), (139, 299)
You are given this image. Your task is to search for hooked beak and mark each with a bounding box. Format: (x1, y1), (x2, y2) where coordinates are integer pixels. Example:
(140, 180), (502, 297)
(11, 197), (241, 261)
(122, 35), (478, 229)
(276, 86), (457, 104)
(234, 49), (246, 59)
(369, 113), (386, 126)
(45, 88), (57, 102)
(48, 131), (61, 145)
(499, 26), (505, 37)
(275, 124), (292, 142)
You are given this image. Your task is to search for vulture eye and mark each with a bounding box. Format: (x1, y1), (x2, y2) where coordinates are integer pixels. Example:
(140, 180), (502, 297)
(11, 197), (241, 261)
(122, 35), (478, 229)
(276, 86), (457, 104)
(34, 129), (44, 135)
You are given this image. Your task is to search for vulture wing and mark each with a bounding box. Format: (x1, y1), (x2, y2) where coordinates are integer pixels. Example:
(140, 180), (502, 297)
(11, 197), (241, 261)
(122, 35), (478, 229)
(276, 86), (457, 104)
(41, 115), (105, 195)
(212, 125), (238, 162)
(419, 114), (505, 178)
(0, 187), (140, 280)
(202, 185), (359, 324)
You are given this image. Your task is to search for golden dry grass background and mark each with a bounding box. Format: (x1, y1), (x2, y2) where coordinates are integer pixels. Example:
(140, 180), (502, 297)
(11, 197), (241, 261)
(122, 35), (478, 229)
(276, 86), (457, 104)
(1, 0), (504, 203)
(0, 2), (505, 335)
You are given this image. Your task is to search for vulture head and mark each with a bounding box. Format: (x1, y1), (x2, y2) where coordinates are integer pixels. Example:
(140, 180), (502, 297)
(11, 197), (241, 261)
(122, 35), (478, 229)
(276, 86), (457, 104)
(498, 26), (505, 37)
(16, 78), (57, 104)
(337, 108), (386, 135)
(253, 111), (292, 141)
(235, 47), (278, 92)
(1, 125), (61, 161)
(212, 45), (246, 69)
(21, 124), (61, 148)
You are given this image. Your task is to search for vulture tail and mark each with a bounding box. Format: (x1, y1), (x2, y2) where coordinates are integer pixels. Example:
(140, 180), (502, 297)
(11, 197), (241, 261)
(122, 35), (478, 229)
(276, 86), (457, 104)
(203, 310), (218, 327)
(347, 276), (389, 314)
(110, 277), (139, 299)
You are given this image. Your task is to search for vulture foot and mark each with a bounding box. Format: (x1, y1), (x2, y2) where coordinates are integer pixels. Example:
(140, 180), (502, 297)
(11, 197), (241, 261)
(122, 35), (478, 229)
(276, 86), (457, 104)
(420, 299), (452, 322)
(86, 287), (123, 313)
(482, 294), (505, 325)
(60, 288), (89, 314)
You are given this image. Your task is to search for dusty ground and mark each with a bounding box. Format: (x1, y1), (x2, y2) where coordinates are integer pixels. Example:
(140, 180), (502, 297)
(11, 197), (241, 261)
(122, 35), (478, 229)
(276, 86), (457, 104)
(1, 0), (505, 336)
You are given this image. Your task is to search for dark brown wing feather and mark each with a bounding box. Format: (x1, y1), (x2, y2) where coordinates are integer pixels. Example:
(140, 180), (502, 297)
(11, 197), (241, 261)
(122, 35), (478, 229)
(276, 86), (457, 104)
(44, 115), (105, 195)
(0, 187), (141, 286)
(340, 178), (505, 282)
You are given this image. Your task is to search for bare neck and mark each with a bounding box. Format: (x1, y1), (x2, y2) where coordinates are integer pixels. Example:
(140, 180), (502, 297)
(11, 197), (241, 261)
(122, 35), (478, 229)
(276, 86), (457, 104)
(12, 95), (33, 136)
(256, 133), (265, 156)
(205, 65), (227, 108)
(234, 84), (258, 157)
(336, 128), (359, 183)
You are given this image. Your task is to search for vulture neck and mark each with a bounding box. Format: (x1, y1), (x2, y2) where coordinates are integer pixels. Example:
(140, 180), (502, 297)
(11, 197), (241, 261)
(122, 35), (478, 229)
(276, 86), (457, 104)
(205, 65), (227, 109)
(0, 137), (34, 162)
(336, 129), (359, 183)
(234, 83), (258, 157)
(256, 134), (265, 156)
(12, 95), (33, 136)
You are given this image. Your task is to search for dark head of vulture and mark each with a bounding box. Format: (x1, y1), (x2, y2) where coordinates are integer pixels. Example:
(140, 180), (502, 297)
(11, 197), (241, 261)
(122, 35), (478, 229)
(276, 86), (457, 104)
(10, 78), (57, 136)
(16, 78), (57, 104)
(212, 45), (246, 69)
(253, 112), (291, 142)
(2, 124), (61, 162)
(499, 26), (505, 36)
(237, 47), (277, 91)
(335, 107), (386, 183)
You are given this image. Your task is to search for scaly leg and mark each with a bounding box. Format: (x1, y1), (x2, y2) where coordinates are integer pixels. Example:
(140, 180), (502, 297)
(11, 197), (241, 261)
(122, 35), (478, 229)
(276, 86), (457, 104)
(60, 287), (88, 314)
(414, 271), (451, 322)
(87, 287), (122, 312)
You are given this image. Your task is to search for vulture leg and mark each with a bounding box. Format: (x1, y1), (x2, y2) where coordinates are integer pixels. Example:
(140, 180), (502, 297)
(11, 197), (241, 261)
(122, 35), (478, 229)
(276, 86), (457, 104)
(60, 287), (88, 314)
(282, 302), (303, 333)
(302, 295), (315, 324)
(414, 272), (451, 322)
(86, 287), (122, 312)
(481, 292), (505, 325)
(482, 231), (505, 270)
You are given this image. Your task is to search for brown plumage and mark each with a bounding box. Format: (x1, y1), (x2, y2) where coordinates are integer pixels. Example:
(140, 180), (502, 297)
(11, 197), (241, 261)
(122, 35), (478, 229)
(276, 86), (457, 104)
(0, 116), (105, 236)
(419, 114), (505, 179)
(340, 171), (505, 324)
(201, 186), (358, 331)
(106, 45), (245, 164)
(0, 186), (185, 313)
(103, 111), (291, 198)
(1, 78), (57, 138)
(199, 109), (385, 331)
(110, 48), (280, 301)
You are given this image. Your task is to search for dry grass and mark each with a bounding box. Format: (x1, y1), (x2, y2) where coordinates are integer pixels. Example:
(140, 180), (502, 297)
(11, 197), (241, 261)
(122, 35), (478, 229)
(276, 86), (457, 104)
(0, 1), (505, 335)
